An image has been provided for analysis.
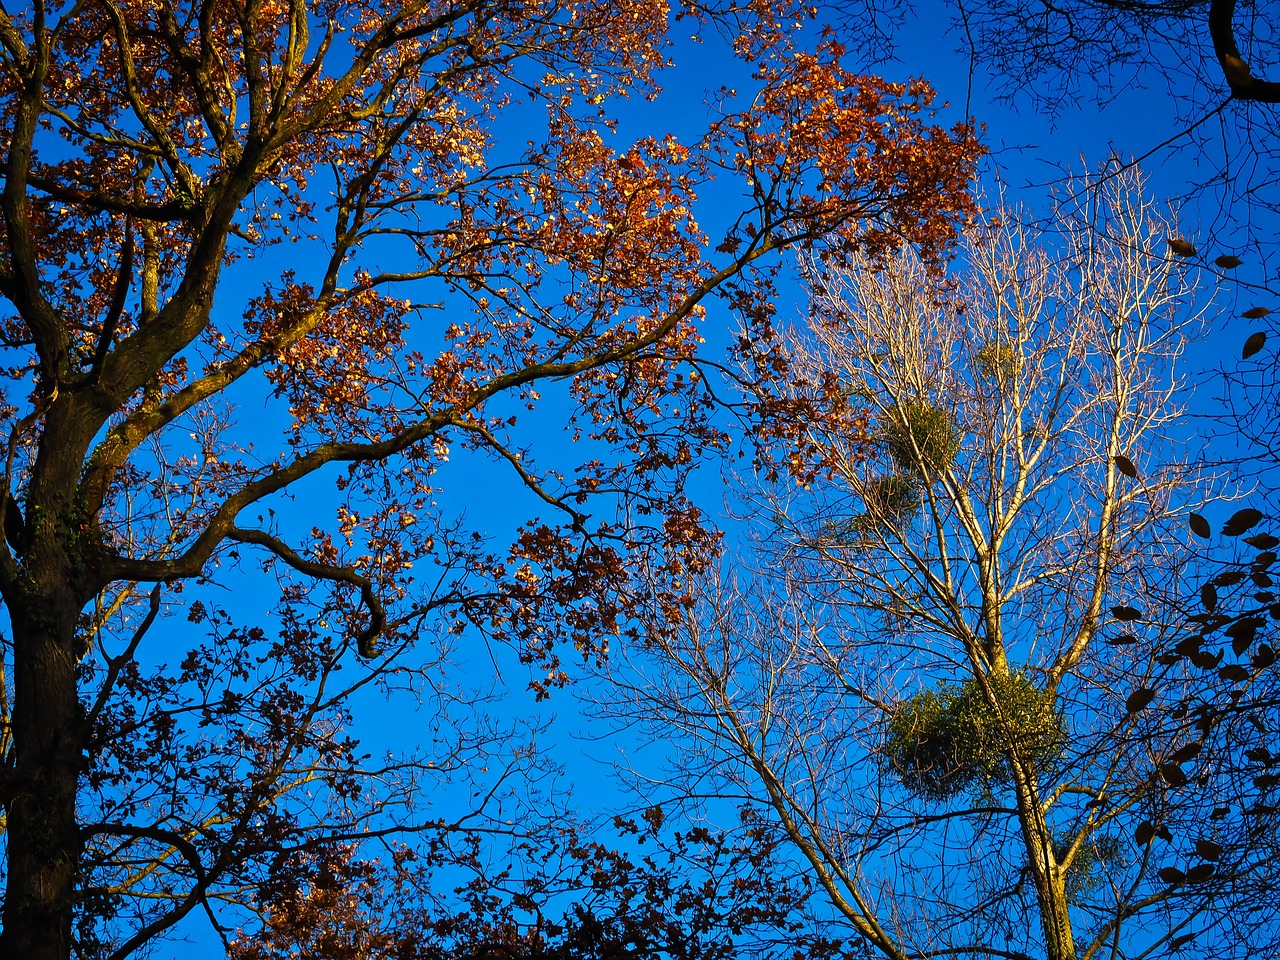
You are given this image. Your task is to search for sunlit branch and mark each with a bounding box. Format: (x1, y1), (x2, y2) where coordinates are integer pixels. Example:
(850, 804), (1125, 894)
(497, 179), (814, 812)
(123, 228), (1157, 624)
(80, 821), (211, 960)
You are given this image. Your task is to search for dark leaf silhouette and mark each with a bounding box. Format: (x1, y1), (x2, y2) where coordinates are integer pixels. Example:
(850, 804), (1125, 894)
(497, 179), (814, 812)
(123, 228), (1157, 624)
(1126, 688), (1157, 712)
(1114, 454), (1139, 477)
(1218, 664), (1250, 683)
(1190, 649), (1224, 670)
(1194, 839), (1223, 861)
(1228, 618), (1264, 654)
(1168, 743), (1202, 764)
(1175, 635), (1205, 656)
(1243, 331), (1267, 359)
(1185, 863), (1216, 883)
(1222, 509), (1263, 536)
(1189, 513), (1212, 539)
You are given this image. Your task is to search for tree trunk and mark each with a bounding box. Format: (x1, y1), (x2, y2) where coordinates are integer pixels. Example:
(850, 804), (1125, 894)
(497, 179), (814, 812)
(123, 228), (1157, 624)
(1012, 772), (1076, 960)
(2, 401), (101, 960)
(2, 588), (85, 960)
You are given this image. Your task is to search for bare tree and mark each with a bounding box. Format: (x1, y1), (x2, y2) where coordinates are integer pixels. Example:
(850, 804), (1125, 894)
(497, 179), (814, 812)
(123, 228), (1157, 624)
(611, 169), (1280, 960)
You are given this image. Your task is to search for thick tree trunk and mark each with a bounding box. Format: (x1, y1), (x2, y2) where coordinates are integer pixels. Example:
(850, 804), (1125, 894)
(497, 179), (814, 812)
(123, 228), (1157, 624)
(2, 589), (85, 960)
(2, 400), (101, 960)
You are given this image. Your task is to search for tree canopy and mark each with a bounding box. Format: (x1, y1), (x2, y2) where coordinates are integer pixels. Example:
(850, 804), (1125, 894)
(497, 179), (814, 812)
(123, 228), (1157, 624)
(0, 0), (980, 957)
(7, 0), (1280, 957)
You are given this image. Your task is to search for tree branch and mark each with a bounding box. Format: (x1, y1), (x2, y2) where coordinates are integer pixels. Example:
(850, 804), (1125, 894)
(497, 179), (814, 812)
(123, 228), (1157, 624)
(226, 526), (386, 657)
(87, 220), (134, 382)
(1208, 0), (1280, 102)
(80, 821), (212, 960)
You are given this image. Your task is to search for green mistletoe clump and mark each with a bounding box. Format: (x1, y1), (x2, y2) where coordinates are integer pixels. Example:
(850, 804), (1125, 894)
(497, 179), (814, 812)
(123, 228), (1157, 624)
(883, 400), (959, 473)
(884, 672), (1065, 800)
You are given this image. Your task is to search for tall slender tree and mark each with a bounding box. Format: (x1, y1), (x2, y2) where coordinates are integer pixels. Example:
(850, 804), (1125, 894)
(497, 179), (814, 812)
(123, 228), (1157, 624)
(617, 170), (1280, 960)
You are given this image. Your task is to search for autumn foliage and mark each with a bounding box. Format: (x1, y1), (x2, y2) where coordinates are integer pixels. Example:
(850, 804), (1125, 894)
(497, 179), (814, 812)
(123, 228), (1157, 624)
(0, 0), (979, 956)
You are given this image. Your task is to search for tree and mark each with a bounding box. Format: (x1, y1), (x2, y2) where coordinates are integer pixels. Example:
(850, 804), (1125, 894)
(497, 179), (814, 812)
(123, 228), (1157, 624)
(0, 0), (982, 957)
(614, 170), (1280, 960)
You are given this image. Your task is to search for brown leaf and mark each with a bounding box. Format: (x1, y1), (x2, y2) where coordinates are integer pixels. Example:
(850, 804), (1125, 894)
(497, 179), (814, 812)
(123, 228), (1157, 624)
(1218, 663), (1250, 683)
(1227, 617), (1262, 654)
(1190, 649), (1223, 670)
(1184, 863), (1216, 883)
(1175, 635), (1204, 656)
(1194, 839), (1223, 861)
(1189, 513), (1211, 539)
(1243, 331), (1267, 359)
(1166, 238), (1197, 257)
(1113, 454), (1138, 478)
(1242, 306), (1271, 320)
(1168, 742), (1202, 764)
(1126, 687), (1157, 712)
(1214, 254), (1243, 268)
(1111, 605), (1144, 622)
(715, 235), (742, 255)
(1222, 508), (1263, 536)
